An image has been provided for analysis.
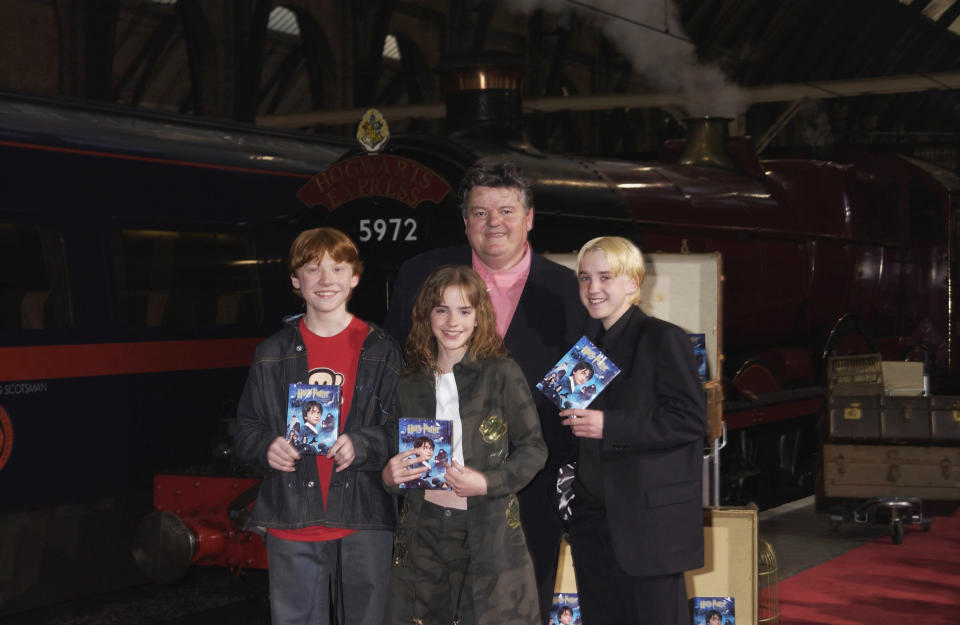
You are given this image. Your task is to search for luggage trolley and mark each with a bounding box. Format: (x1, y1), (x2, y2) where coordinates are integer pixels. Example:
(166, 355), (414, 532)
(827, 496), (931, 544)
(821, 354), (934, 544)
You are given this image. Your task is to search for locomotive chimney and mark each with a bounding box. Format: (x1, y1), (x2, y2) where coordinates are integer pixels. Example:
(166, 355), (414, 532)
(437, 51), (526, 143)
(678, 117), (736, 169)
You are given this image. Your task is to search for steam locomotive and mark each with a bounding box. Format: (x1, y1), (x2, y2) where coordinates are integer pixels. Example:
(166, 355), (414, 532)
(1, 55), (956, 613)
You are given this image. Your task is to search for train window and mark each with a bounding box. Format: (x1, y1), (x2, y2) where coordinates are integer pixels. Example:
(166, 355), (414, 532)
(0, 222), (72, 331)
(111, 229), (263, 329)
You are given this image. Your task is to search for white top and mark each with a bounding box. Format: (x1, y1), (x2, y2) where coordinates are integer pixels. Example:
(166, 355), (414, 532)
(435, 372), (465, 465)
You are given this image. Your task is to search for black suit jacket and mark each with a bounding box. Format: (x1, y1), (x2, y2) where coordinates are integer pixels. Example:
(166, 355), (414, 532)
(384, 244), (586, 466)
(580, 306), (706, 576)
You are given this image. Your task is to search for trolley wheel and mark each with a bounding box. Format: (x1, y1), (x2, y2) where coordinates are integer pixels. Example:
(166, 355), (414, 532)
(891, 519), (904, 544)
(829, 517), (842, 532)
(921, 518), (932, 532)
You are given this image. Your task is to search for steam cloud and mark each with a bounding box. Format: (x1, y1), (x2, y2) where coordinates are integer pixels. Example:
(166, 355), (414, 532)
(506, 0), (746, 118)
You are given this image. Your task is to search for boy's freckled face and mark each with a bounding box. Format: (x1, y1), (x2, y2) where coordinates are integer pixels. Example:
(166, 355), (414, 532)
(291, 253), (359, 316)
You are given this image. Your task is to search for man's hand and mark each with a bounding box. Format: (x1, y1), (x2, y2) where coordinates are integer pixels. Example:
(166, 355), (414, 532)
(559, 408), (604, 439)
(267, 436), (301, 472)
(444, 461), (488, 497)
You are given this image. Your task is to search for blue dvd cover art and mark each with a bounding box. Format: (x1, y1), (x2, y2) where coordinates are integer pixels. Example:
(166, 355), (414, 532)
(398, 418), (453, 490)
(286, 383), (340, 455)
(692, 596), (735, 625)
(689, 333), (708, 382)
(548, 593), (580, 625)
(536, 335), (621, 410)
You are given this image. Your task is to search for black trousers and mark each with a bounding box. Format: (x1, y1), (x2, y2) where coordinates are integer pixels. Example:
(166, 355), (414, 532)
(517, 467), (567, 621)
(568, 499), (690, 625)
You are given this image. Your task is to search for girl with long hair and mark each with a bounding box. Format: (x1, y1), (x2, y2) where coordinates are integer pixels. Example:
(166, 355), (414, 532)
(381, 264), (547, 625)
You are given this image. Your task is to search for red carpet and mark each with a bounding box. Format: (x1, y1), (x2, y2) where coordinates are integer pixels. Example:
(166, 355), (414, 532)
(777, 510), (960, 625)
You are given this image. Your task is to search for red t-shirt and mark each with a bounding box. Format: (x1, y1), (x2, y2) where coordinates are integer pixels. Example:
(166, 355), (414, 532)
(269, 315), (368, 542)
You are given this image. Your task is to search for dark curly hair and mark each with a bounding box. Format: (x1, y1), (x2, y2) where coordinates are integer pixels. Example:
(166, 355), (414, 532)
(457, 159), (533, 217)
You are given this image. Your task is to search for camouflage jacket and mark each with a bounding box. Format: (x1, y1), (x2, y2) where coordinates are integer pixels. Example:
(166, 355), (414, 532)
(386, 352), (547, 625)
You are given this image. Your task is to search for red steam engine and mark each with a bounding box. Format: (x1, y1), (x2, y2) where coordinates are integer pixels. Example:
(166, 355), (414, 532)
(1, 55), (955, 608)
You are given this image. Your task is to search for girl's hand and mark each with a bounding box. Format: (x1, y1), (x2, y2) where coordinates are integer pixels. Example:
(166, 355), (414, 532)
(267, 436), (301, 472)
(444, 460), (488, 497)
(382, 448), (430, 486)
(559, 408), (604, 439)
(326, 434), (355, 472)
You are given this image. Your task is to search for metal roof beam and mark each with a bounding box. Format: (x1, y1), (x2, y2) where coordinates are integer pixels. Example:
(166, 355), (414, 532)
(256, 70), (960, 128)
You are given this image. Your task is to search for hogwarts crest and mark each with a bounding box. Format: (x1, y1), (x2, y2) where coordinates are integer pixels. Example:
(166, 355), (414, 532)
(479, 414), (507, 443)
(356, 108), (390, 153)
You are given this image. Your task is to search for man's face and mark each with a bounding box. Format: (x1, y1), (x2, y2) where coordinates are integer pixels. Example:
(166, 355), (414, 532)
(572, 367), (591, 386)
(305, 405), (322, 425)
(463, 186), (533, 271)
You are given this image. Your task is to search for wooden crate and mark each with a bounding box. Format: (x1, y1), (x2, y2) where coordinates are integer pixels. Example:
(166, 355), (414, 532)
(823, 443), (960, 500)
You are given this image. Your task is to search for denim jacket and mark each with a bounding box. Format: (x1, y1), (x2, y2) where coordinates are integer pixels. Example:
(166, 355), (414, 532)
(235, 315), (403, 531)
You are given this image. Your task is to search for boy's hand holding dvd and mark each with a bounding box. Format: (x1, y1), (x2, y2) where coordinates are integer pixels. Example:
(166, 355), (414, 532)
(536, 336), (621, 411)
(285, 383), (340, 456)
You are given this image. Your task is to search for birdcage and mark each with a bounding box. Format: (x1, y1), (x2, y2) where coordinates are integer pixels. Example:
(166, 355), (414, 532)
(757, 537), (779, 624)
(827, 353), (883, 395)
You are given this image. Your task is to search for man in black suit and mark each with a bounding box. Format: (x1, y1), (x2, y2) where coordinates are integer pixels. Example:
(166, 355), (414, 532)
(560, 236), (705, 625)
(384, 159), (585, 619)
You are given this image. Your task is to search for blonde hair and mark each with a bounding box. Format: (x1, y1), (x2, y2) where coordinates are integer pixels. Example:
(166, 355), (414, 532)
(576, 236), (645, 306)
(405, 265), (506, 374)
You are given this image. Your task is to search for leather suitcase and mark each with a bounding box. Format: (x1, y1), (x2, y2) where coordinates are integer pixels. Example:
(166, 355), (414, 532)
(930, 396), (960, 442)
(823, 443), (960, 500)
(880, 396), (930, 442)
(829, 395), (882, 440)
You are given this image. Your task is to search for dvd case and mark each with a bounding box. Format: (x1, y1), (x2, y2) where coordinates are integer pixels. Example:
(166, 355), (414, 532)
(689, 333), (707, 383)
(398, 418), (453, 490)
(536, 336), (621, 410)
(549, 593), (580, 625)
(692, 596), (735, 625)
(286, 383), (340, 455)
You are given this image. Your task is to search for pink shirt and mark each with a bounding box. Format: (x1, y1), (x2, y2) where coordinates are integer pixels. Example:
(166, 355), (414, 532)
(472, 244), (532, 338)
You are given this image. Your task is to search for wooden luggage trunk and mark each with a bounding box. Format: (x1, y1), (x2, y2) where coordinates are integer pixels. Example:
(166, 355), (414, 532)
(881, 396), (931, 442)
(822, 443), (960, 500)
(828, 395), (882, 440)
(930, 396), (960, 442)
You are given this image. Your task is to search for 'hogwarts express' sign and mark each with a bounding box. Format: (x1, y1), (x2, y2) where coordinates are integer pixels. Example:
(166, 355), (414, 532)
(298, 154), (450, 211)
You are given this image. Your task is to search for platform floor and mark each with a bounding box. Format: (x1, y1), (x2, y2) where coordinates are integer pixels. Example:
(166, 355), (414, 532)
(4, 496), (954, 624)
(759, 495), (890, 580)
